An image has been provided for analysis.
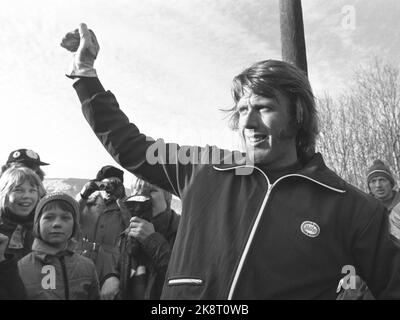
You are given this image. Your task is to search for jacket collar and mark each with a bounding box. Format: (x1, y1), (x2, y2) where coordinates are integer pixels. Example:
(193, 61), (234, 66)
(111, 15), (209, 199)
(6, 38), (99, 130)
(104, 202), (120, 213)
(32, 238), (74, 263)
(213, 152), (346, 192)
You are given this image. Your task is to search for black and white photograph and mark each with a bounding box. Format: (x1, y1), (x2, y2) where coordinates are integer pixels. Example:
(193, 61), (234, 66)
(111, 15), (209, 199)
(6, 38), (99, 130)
(0, 0), (400, 308)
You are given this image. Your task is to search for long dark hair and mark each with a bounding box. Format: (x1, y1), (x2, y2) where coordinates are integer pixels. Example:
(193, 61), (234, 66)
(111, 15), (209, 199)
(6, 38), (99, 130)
(225, 60), (319, 159)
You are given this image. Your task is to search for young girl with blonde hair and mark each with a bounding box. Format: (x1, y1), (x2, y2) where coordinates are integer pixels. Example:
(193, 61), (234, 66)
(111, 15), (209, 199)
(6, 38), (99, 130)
(0, 166), (45, 260)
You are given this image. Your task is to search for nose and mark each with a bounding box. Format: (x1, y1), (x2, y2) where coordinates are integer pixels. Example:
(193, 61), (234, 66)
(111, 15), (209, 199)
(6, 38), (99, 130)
(240, 109), (260, 130)
(52, 217), (63, 228)
(373, 181), (382, 188)
(21, 190), (34, 200)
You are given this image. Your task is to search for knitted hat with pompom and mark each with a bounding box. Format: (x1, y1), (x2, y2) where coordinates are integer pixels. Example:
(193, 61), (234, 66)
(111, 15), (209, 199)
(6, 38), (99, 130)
(366, 159), (395, 188)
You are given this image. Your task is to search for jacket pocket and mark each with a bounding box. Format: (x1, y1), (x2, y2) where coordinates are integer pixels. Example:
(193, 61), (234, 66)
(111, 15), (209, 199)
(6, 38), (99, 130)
(167, 277), (204, 286)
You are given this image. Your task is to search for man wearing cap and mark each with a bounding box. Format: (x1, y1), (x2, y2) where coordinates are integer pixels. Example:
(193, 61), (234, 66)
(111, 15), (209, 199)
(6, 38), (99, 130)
(367, 159), (400, 240)
(76, 165), (129, 300)
(367, 160), (400, 211)
(338, 160), (400, 300)
(1, 149), (49, 181)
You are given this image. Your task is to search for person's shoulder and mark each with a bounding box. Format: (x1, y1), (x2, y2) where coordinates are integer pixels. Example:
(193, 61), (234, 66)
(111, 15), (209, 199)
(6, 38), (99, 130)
(17, 252), (40, 285)
(71, 252), (97, 272)
(342, 180), (381, 209)
(17, 252), (35, 267)
(317, 158), (379, 207)
(317, 160), (383, 217)
(391, 190), (400, 208)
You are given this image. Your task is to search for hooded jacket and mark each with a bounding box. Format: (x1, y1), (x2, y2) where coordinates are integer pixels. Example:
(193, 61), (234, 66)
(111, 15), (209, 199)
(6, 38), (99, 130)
(18, 239), (99, 300)
(73, 77), (400, 299)
(17, 192), (100, 300)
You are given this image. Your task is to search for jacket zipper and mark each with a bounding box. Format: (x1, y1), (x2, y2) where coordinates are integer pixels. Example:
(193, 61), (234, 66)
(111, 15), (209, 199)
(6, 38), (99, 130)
(215, 166), (346, 300)
(58, 256), (70, 300)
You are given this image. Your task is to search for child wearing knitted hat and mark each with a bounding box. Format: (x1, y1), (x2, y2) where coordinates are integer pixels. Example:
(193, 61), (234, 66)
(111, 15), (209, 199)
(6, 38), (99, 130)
(18, 192), (100, 300)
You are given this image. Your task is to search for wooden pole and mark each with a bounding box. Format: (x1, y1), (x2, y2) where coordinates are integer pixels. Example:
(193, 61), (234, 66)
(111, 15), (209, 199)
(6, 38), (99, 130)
(279, 0), (308, 76)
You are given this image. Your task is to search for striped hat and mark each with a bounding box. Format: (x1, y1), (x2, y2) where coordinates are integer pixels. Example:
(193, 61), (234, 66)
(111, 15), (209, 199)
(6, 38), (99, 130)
(366, 159), (395, 188)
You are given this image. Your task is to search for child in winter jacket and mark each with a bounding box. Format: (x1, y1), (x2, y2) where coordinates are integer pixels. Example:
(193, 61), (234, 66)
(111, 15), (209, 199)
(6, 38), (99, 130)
(18, 193), (100, 300)
(0, 166), (45, 261)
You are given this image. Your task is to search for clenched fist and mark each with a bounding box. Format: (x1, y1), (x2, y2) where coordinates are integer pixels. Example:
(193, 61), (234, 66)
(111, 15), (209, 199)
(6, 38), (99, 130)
(80, 180), (100, 200)
(60, 23), (100, 78)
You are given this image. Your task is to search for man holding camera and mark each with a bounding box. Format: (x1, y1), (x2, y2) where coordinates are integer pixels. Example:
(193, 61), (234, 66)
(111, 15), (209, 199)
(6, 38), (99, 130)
(77, 165), (128, 300)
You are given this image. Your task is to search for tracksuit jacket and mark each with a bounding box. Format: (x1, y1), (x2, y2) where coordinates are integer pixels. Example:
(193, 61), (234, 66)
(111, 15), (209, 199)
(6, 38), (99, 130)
(72, 77), (400, 299)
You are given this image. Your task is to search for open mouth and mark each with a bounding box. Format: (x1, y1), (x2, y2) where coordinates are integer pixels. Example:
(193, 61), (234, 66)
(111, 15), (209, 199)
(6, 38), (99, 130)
(246, 133), (267, 144)
(17, 202), (33, 208)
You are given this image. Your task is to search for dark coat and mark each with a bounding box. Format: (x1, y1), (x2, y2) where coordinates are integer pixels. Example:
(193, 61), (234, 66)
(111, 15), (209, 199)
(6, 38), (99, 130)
(0, 209), (34, 261)
(0, 254), (27, 299)
(73, 77), (400, 300)
(75, 200), (128, 285)
(119, 208), (180, 299)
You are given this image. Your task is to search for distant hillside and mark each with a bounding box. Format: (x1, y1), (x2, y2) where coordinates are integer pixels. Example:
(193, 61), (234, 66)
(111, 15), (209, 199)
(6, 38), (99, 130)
(43, 178), (88, 198)
(43, 178), (182, 214)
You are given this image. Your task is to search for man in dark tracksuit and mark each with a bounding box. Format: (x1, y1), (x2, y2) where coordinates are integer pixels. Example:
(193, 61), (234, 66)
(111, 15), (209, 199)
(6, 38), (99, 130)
(61, 24), (400, 299)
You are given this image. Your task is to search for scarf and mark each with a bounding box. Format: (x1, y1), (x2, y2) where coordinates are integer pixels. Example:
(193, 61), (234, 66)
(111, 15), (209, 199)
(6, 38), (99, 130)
(1, 208), (34, 250)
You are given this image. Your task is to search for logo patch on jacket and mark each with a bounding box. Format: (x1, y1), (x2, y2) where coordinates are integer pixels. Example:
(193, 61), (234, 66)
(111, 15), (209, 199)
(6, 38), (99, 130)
(300, 221), (320, 238)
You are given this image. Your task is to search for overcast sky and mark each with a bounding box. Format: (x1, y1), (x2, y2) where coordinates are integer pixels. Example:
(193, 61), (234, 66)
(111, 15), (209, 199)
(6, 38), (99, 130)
(1, 0), (400, 186)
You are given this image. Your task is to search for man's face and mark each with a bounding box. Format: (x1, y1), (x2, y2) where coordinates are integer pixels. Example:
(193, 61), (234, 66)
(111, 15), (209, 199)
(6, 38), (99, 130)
(6, 180), (39, 217)
(132, 182), (167, 217)
(237, 90), (297, 168)
(40, 207), (74, 248)
(369, 176), (393, 200)
(149, 187), (167, 217)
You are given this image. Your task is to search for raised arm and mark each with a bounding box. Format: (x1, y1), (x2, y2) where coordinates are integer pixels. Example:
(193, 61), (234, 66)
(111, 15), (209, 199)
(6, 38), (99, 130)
(60, 23), (221, 198)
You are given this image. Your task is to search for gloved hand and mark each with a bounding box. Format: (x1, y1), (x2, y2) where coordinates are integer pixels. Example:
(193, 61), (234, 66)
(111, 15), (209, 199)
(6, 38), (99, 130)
(60, 23), (100, 78)
(80, 180), (100, 200)
(0, 233), (9, 262)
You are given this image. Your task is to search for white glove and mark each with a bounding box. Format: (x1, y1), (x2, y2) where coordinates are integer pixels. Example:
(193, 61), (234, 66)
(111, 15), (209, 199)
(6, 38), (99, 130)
(60, 23), (100, 78)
